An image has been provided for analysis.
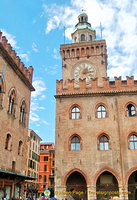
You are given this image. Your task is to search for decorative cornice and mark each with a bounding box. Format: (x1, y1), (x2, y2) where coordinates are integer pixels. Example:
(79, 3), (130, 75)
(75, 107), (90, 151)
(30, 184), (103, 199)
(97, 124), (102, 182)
(55, 77), (137, 98)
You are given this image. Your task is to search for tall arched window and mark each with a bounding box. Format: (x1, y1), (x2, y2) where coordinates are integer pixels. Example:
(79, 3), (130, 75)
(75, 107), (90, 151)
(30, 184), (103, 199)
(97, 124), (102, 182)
(99, 135), (109, 150)
(5, 133), (12, 150)
(71, 136), (80, 151)
(97, 105), (106, 118)
(71, 106), (80, 119)
(8, 89), (16, 116)
(81, 34), (85, 41)
(89, 35), (92, 41)
(126, 104), (136, 117)
(129, 134), (137, 149)
(20, 100), (26, 125)
(18, 140), (23, 155)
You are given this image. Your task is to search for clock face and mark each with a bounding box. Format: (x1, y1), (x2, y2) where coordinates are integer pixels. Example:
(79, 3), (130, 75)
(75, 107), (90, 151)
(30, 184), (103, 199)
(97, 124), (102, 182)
(74, 63), (96, 82)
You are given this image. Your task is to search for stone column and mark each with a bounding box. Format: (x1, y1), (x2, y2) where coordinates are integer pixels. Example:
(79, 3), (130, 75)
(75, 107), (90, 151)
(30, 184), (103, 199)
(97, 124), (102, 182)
(55, 186), (66, 200)
(11, 182), (15, 198)
(20, 181), (25, 199)
(87, 185), (96, 200)
(119, 185), (129, 200)
(123, 185), (129, 200)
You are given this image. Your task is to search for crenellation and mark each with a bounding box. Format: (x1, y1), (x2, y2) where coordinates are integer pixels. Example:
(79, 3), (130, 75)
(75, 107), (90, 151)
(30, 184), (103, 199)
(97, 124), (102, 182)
(6, 43), (12, 54)
(10, 49), (16, 61)
(23, 67), (27, 77)
(0, 31), (2, 41)
(79, 78), (87, 89)
(90, 78), (98, 89)
(19, 62), (24, 71)
(27, 71), (31, 82)
(114, 76), (122, 88)
(103, 77), (109, 88)
(0, 32), (34, 84)
(2, 36), (7, 48)
(15, 56), (20, 66)
(126, 76), (134, 88)
(28, 66), (33, 83)
(56, 76), (137, 95)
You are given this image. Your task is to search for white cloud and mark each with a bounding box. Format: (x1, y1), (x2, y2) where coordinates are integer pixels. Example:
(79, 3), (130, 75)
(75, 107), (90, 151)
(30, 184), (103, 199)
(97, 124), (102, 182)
(53, 48), (60, 60)
(18, 53), (29, 62)
(32, 79), (46, 98)
(1, 29), (30, 62)
(30, 79), (47, 124)
(30, 112), (40, 122)
(39, 95), (46, 101)
(0, 29), (19, 49)
(43, 120), (49, 125)
(44, 65), (58, 75)
(42, 0), (137, 79)
(32, 42), (38, 52)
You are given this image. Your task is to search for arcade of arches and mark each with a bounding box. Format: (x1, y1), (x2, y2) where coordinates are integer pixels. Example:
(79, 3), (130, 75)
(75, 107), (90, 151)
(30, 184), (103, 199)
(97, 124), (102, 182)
(63, 169), (137, 200)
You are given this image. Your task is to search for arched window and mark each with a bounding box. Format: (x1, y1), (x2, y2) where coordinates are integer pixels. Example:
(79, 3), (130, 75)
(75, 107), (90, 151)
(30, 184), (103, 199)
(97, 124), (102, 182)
(126, 104), (136, 117)
(89, 35), (92, 41)
(74, 37), (77, 43)
(129, 134), (137, 149)
(71, 136), (80, 151)
(71, 106), (80, 119)
(97, 105), (106, 118)
(18, 140), (23, 155)
(5, 133), (12, 150)
(99, 135), (109, 150)
(81, 34), (85, 41)
(20, 100), (26, 125)
(8, 89), (16, 116)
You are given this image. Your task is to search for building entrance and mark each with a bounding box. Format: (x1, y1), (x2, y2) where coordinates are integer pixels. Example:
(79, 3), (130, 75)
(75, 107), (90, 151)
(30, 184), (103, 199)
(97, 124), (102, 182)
(66, 171), (87, 200)
(128, 170), (137, 200)
(96, 171), (119, 200)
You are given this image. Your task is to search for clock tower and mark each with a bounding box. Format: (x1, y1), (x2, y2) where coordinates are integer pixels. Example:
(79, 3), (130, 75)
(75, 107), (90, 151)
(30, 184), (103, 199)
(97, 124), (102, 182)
(55, 12), (137, 200)
(60, 11), (107, 86)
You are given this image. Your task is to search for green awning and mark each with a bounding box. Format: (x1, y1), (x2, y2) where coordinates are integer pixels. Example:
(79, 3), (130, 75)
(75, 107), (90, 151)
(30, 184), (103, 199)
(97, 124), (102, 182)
(0, 169), (35, 180)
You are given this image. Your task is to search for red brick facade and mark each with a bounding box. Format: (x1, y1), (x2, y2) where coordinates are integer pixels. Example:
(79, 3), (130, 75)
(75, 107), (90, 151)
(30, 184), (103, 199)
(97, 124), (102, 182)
(55, 12), (137, 200)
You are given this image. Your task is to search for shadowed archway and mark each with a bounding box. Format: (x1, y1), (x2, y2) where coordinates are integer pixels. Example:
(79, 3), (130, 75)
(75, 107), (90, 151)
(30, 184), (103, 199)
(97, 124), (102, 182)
(128, 170), (137, 200)
(66, 171), (87, 200)
(96, 171), (119, 200)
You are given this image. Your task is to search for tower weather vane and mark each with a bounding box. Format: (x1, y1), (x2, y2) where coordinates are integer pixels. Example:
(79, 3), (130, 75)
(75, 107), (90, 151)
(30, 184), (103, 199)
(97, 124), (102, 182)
(81, 8), (86, 12)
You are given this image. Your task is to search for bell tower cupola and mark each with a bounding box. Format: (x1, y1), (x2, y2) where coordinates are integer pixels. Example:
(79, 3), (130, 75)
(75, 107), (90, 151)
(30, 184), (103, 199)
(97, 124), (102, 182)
(72, 11), (96, 43)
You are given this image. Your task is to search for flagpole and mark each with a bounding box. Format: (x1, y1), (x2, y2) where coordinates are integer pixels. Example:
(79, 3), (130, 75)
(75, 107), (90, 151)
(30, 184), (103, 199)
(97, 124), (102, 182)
(0, 65), (6, 83)
(100, 22), (102, 40)
(64, 26), (65, 44)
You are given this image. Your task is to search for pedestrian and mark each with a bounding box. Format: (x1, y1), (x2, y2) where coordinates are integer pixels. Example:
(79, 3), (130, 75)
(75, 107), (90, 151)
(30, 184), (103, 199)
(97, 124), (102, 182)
(3, 195), (7, 200)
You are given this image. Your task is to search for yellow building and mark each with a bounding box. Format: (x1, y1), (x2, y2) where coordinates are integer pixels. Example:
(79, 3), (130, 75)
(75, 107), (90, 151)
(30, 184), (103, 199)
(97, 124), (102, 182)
(55, 12), (137, 200)
(25, 129), (42, 198)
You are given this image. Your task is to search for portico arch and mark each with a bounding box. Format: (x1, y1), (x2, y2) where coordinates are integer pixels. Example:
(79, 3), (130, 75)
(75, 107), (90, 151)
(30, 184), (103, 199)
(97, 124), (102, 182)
(94, 168), (120, 200)
(65, 169), (88, 200)
(126, 168), (137, 200)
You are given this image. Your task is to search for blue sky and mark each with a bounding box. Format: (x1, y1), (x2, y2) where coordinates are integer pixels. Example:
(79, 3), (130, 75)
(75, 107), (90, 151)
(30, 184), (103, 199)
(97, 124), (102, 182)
(0, 0), (137, 143)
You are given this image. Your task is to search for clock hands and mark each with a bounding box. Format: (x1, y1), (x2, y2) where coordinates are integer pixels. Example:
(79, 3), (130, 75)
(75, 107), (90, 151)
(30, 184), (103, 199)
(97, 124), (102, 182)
(82, 68), (92, 74)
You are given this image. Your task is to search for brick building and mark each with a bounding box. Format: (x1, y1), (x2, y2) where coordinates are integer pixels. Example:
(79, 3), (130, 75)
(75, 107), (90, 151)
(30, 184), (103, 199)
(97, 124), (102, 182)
(38, 143), (55, 197)
(25, 129), (42, 198)
(0, 32), (34, 199)
(55, 12), (137, 200)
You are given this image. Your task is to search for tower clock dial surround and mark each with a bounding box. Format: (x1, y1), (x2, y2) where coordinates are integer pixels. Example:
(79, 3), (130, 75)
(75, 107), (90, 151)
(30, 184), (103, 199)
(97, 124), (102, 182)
(73, 62), (96, 82)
